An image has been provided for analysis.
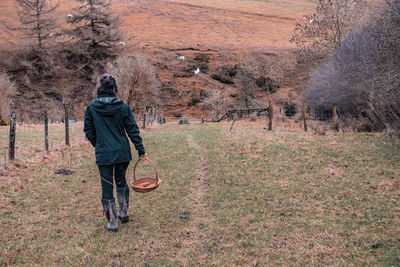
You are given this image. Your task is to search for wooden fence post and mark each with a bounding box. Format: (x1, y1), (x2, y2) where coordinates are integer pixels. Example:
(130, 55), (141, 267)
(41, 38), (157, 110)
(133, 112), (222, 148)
(147, 109), (151, 125)
(332, 104), (339, 131)
(142, 113), (146, 129)
(268, 100), (273, 131)
(8, 110), (16, 161)
(64, 103), (70, 146)
(229, 115), (237, 133)
(303, 104), (308, 132)
(44, 110), (49, 152)
(153, 108), (157, 124)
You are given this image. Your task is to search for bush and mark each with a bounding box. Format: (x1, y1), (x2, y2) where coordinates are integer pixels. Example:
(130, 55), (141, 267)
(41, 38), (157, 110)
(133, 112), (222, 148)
(0, 118), (10, 126)
(216, 64), (238, 78)
(211, 74), (234, 85)
(255, 76), (279, 93)
(106, 55), (160, 110)
(304, 1), (400, 134)
(284, 103), (297, 117)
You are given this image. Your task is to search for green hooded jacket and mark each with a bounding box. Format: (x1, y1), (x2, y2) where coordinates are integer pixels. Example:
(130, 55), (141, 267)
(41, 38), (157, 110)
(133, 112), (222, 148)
(84, 93), (145, 165)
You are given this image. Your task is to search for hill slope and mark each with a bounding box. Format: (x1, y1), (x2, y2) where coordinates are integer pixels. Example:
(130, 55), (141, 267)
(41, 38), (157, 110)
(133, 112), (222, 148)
(0, 0), (316, 118)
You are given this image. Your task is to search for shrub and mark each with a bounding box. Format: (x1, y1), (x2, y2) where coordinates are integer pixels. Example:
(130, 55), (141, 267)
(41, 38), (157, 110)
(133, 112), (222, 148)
(304, 1), (400, 134)
(0, 117), (10, 126)
(284, 103), (297, 117)
(106, 55), (160, 110)
(255, 76), (279, 93)
(211, 74), (234, 85)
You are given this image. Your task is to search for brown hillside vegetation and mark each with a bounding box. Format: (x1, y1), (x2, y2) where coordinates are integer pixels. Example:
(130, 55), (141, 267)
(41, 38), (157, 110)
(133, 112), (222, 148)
(0, 0), (316, 118)
(0, 0), (315, 48)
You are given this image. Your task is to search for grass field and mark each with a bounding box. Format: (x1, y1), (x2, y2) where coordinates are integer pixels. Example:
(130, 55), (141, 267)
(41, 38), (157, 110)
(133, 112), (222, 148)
(0, 124), (85, 167)
(1, 122), (400, 266)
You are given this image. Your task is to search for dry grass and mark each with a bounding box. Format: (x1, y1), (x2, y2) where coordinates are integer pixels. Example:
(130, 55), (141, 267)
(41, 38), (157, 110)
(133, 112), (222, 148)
(1, 122), (400, 266)
(0, 123), (85, 169)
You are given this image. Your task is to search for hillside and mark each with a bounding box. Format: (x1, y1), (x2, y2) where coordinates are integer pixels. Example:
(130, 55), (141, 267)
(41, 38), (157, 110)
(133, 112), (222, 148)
(0, 0), (317, 118)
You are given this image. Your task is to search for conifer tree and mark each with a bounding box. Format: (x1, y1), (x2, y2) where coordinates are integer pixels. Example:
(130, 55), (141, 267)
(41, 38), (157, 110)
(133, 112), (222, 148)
(7, 0), (59, 49)
(67, 0), (123, 59)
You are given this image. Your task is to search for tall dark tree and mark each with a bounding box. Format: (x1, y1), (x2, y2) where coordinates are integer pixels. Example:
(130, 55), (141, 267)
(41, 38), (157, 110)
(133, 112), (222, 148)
(67, 0), (123, 59)
(5, 0), (59, 49)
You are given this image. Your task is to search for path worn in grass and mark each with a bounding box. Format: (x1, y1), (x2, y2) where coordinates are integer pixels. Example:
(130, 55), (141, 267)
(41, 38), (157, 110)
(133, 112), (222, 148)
(175, 135), (214, 265)
(1, 122), (400, 266)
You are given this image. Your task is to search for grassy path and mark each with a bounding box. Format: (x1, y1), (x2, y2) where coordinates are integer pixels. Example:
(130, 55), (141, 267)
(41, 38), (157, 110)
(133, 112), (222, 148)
(176, 135), (214, 265)
(1, 122), (400, 266)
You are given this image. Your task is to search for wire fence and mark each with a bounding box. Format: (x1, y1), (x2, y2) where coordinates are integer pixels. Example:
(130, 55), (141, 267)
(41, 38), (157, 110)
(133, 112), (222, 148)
(1, 103), (342, 166)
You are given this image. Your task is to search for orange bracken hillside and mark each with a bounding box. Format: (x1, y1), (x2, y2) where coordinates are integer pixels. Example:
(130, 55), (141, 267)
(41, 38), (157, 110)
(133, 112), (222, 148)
(0, 0), (317, 117)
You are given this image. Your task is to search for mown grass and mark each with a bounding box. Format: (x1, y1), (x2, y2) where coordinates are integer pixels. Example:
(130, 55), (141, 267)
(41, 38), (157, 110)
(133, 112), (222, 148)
(1, 122), (399, 266)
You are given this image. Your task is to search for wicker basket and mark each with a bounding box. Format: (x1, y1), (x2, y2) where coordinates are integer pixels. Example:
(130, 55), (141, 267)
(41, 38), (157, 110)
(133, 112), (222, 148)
(129, 158), (161, 193)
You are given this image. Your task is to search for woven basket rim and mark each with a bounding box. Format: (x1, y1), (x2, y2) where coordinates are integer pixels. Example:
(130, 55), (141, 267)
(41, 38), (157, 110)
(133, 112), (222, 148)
(130, 177), (161, 193)
(130, 158), (161, 193)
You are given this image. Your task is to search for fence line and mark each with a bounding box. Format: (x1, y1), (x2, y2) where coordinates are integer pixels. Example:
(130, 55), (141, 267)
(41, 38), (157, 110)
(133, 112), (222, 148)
(2, 103), (342, 164)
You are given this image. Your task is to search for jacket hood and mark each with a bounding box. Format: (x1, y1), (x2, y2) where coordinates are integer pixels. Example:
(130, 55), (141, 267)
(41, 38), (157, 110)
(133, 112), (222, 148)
(92, 95), (124, 116)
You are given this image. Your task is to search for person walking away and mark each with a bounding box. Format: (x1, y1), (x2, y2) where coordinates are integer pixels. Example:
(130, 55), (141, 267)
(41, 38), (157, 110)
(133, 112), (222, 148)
(84, 73), (147, 232)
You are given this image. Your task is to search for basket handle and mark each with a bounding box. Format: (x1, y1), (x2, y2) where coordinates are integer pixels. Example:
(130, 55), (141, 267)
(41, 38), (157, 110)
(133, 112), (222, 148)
(133, 157), (159, 182)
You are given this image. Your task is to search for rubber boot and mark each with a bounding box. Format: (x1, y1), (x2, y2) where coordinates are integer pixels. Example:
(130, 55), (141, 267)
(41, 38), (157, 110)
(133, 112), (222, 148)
(101, 199), (118, 232)
(117, 187), (129, 223)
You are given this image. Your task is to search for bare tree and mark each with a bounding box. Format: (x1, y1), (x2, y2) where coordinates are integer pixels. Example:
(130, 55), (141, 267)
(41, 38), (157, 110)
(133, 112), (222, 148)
(291, 0), (366, 58)
(386, 0), (400, 26)
(106, 55), (159, 110)
(203, 89), (230, 121)
(0, 71), (17, 121)
(236, 65), (263, 110)
(4, 0), (59, 49)
(305, 1), (400, 134)
(67, 0), (123, 59)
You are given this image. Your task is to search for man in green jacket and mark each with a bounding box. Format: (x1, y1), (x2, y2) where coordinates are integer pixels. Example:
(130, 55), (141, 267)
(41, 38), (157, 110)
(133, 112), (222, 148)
(84, 73), (147, 232)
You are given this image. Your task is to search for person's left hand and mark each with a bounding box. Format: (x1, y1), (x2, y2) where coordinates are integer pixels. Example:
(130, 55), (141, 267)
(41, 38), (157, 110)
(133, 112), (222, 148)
(139, 154), (148, 161)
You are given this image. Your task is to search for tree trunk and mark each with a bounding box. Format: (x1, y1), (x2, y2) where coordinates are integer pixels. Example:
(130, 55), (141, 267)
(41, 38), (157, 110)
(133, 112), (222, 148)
(8, 110), (16, 161)
(142, 113), (146, 129)
(153, 108), (157, 124)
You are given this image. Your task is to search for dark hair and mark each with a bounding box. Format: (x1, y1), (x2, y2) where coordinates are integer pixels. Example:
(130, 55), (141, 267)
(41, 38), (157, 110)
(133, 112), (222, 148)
(97, 73), (118, 96)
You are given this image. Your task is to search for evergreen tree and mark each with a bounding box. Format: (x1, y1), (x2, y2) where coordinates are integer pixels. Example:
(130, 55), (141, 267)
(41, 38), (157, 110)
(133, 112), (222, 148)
(67, 0), (123, 59)
(7, 0), (59, 49)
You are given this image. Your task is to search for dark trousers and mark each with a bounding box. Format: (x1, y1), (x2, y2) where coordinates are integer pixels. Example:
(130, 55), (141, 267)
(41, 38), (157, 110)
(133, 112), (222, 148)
(98, 162), (130, 200)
